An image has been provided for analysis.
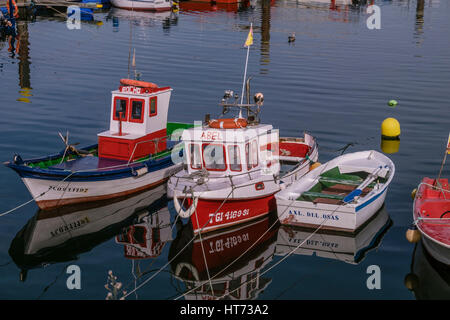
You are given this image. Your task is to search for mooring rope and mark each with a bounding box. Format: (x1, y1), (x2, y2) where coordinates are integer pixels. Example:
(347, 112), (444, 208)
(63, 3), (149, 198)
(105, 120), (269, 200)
(0, 170), (76, 217)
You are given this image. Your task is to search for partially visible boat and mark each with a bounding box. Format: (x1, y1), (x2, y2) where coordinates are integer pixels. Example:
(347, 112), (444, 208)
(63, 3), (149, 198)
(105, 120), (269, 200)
(110, 0), (173, 11)
(412, 177), (450, 265)
(276, 150), (395, 232)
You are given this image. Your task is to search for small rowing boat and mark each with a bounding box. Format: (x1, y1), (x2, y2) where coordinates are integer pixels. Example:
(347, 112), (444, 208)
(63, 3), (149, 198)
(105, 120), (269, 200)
(412, 177), (450, 265)
(4, 79), (192, 210)
(276, 150), (395, 232)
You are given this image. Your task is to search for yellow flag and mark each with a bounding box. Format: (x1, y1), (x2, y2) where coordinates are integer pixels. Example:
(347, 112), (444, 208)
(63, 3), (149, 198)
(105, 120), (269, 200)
(447, 132), (450, 154)
(244, 25), (253, 47)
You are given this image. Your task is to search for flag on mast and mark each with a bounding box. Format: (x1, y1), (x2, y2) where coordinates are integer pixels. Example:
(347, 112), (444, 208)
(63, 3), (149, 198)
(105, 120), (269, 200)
(245, 25), (253, 47)
(447, 132), (450, 154)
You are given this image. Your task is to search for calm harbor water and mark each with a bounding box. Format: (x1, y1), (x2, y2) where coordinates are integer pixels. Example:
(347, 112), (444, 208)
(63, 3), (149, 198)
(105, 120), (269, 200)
(0, 0), (449, 300)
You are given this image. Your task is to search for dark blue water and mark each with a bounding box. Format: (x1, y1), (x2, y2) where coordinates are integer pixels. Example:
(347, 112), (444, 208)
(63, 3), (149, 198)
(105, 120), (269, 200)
(0, 0), (449, 299)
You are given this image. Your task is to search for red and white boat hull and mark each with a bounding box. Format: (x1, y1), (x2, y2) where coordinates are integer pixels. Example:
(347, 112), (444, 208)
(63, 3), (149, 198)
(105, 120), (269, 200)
(182, 194), (277, 234)
(413, 177), (450, 265)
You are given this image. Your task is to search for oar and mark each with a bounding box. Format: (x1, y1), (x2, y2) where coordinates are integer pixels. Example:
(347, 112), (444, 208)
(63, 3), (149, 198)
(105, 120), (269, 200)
(343, 166), (383, 204)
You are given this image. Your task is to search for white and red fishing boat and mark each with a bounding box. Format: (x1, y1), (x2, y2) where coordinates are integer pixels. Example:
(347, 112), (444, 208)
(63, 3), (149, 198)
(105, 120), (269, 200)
(167, 89), (318, 234)
(110, 0), (173, 12)
(4, 79), (191, 210)
(413, 177), (450, 265)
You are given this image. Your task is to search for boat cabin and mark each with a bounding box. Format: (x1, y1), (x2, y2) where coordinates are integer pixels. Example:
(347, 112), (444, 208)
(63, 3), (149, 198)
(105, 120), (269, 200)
(181, 123), (279, 176)
(97, 80), (172, 161)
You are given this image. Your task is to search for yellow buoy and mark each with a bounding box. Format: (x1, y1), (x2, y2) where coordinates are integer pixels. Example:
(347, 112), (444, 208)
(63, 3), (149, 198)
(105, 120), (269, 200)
(380, 138), (400, 154)
(381, 117), (401, 139)
(411, 188), (417, 200)
(406, 228), (421, 243)
(404, 273), (419, 291)
(309, 162), (321, 171)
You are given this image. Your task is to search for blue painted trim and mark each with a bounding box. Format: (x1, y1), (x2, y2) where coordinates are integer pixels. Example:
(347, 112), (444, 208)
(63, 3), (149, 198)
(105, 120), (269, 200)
(4, 144), (175, 182)
(355, 187), (387, 212)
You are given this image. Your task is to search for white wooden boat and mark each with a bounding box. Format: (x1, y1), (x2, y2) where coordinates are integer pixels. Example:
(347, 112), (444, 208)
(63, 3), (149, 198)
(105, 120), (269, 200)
(276, 150), (395, 232)
(110, 0), (173, 12)
(167, 89), (318, 235)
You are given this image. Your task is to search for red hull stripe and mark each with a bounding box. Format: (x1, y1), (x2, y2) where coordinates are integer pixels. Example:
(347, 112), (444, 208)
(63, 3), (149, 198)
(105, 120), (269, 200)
(190, 195), (276, 234)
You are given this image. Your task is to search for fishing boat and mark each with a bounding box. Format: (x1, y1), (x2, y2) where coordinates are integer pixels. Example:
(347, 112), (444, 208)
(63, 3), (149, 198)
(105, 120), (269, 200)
(276, 150), (395, 232)
(110, 0), (173, 11)
(167, 89), (318, 235)
(412, 177), (450, 265)
(4, 79), (191, 210)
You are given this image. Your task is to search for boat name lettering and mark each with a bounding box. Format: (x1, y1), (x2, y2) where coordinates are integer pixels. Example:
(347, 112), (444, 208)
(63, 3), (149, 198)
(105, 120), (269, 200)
(120, 86), (142, 94)
(49, 186), (88, 193)
(288, 210), (339, 220)
(208, 232), (250, 254)
(200, 131), (222, 141)
(288, 238), (339, 248)
(50, 217), (90, 237)
(212, 209), (250, 223)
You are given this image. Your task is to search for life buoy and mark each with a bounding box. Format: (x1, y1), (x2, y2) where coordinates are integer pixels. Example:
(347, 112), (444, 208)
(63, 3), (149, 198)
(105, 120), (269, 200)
(6, 0), (19, 19)
(175, 263), (199, 281)
(120, 79), (158, 89)
(209, 118), (248, 129)
(173, 191), (198, 218)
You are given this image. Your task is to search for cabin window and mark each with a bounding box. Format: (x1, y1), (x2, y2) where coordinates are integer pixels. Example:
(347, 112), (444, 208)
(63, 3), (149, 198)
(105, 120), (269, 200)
(246, 141), (258, 170)
(129, 99), (145, 123)
(228, 145), (242, 172)
(113, 97), (128, 121)
(202, 144), (227, 171)
(245, 143), (252, 170)
(149, 97), (157, 117)
(252, 140), (258, 168)
(189, 144), (202, 170)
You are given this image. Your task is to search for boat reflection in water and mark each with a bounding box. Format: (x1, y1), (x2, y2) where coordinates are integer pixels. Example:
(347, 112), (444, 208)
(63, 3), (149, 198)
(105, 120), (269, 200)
(9, 185), (168, 281)
(116, 205), (172, 260)
(107, 7), (178, 30)
(169, 213), (279, 300)
(275, 206), (392, 264)
(405, 241), (450, 299)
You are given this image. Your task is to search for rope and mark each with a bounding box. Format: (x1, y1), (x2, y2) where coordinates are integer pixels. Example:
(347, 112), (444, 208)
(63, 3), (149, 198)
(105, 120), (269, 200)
(0, 170), (76, 217)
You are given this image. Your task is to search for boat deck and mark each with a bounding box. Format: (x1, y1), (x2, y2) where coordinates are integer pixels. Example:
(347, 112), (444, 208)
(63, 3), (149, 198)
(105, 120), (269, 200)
(49, 156), (128, 172)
